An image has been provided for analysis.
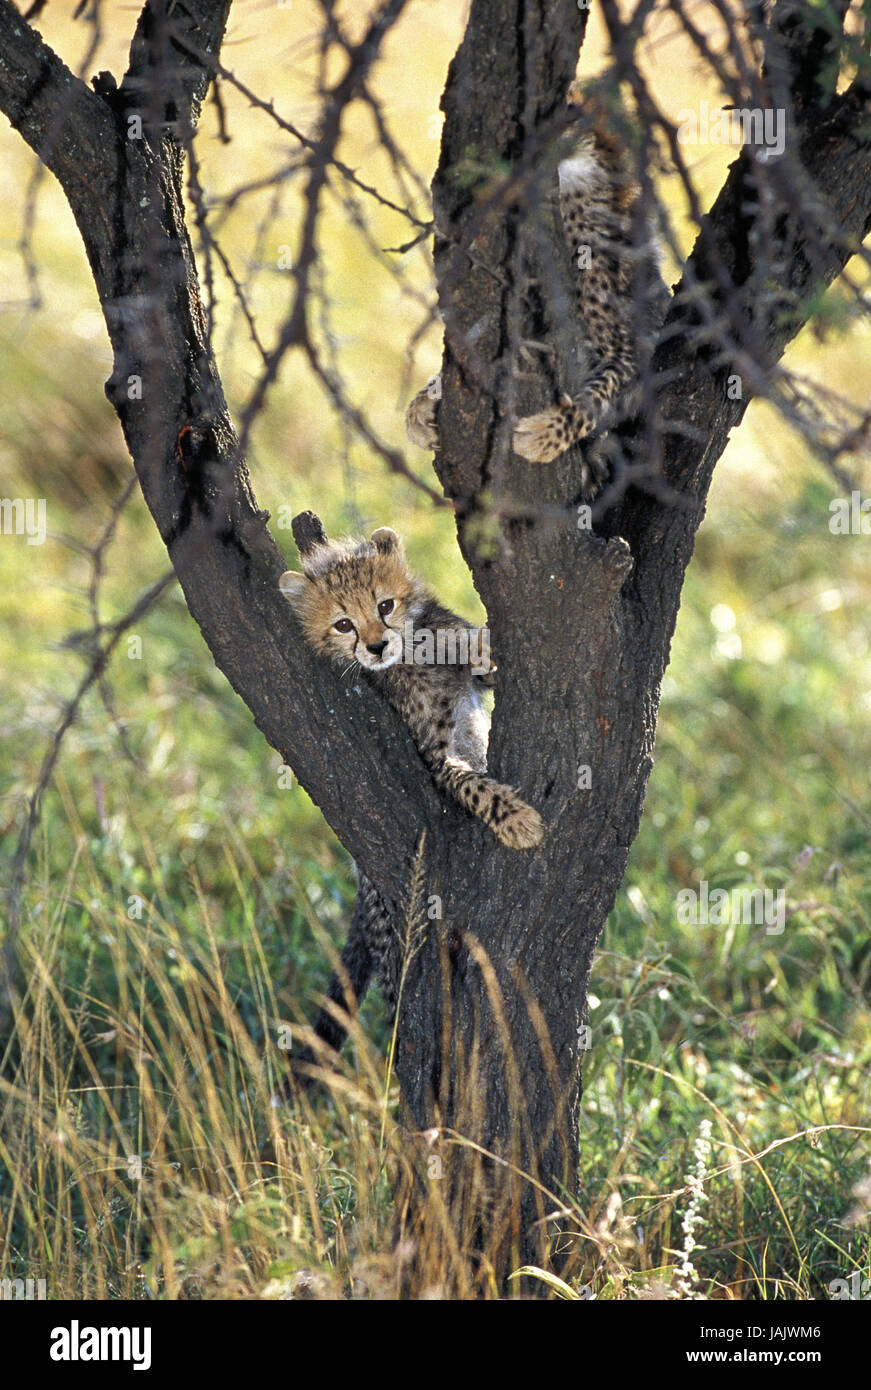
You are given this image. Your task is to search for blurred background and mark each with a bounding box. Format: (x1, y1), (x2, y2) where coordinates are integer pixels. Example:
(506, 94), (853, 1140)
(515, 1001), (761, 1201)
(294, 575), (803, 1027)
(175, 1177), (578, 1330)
(0, 0), (869, 1299)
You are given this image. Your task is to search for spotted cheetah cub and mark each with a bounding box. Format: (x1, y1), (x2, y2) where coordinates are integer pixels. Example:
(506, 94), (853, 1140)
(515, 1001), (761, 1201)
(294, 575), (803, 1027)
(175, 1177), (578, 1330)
(406, 95), (667, 486)
(279, 512), (543, 850)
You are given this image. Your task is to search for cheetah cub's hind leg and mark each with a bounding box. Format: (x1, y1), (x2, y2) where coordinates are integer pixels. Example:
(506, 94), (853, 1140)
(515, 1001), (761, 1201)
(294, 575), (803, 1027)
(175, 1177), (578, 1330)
(405, 372), (442, 451)
(513, 392), (598, 464)
(513, 362), (629, 465)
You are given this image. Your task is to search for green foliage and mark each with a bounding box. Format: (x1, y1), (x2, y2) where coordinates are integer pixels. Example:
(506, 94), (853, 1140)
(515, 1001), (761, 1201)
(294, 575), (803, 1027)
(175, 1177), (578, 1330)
(2, 422), (868, 1297)
(1, 0), (869, 1302)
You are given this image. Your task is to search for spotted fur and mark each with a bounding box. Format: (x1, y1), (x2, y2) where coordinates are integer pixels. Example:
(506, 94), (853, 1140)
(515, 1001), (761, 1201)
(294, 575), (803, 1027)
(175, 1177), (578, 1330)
(277, 519), (542, 1080)
(406, 98), (668, 491)
(280, 525), (542, 851)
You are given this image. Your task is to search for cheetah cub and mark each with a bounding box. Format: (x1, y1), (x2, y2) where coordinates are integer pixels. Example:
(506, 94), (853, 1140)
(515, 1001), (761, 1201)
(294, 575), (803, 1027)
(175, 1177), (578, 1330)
(406, 96), (667, 486)
(279, 512), (543, 850)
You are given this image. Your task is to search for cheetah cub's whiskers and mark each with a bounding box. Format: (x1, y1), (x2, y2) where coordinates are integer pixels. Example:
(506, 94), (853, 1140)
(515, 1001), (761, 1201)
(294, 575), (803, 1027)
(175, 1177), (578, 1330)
(279, 513), (543, 852)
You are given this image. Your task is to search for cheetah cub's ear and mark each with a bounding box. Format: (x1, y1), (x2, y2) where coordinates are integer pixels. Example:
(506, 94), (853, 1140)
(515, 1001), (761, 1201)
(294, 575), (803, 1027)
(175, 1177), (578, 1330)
(278, 570), (307, 605)
(370, 526), (400, 554)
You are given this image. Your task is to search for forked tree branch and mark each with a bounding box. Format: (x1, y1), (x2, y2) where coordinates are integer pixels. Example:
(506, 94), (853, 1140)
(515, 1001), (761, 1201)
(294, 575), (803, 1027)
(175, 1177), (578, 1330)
(1, 0), (868, 954)
(2, 0), (870, 1282)
(2, 0), (868, 917)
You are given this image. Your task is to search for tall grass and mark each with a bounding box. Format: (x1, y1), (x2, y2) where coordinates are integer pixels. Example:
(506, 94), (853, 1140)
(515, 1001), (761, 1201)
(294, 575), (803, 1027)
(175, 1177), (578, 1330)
(1, 784), (868, 1297)
(1, 0), (869, 1303)
(2, 466), (869, 1296)
(2, 453), (871, 1297)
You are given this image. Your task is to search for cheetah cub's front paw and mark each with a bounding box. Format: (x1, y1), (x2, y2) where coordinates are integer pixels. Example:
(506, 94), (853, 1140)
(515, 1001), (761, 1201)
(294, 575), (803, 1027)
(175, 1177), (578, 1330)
(493, 794), (544, 850)
(513, 399), (578, 464)
(405, 373), (442, 451)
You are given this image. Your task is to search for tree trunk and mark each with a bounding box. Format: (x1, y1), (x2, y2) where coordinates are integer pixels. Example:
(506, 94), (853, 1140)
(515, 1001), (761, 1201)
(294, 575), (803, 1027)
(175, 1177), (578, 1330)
(391, 0), (871, 1286)
(1, 0), (869, 1293)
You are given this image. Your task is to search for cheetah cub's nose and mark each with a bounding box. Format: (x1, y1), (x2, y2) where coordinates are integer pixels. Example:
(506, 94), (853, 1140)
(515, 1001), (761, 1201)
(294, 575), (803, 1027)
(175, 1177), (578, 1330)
(367, 640), (388, 658)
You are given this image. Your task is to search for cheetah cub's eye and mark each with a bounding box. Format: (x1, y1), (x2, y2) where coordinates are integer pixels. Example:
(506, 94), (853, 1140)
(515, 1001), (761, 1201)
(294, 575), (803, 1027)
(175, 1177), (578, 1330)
(333, 618), (354, 634)
(378, 598), (395, 617)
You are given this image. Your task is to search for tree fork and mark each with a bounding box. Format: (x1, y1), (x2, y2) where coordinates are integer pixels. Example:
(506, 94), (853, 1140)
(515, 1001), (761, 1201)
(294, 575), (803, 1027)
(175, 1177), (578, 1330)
(1, 0), (869, 1292)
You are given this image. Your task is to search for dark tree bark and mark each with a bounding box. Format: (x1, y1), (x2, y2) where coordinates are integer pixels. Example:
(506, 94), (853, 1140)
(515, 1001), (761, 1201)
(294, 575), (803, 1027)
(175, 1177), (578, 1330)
(1, 0), (869, 1291)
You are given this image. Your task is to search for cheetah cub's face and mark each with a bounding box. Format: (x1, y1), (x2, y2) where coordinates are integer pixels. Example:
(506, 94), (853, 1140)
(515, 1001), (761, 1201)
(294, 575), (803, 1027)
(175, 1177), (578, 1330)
(279, 527), (425, 672)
